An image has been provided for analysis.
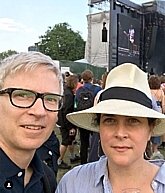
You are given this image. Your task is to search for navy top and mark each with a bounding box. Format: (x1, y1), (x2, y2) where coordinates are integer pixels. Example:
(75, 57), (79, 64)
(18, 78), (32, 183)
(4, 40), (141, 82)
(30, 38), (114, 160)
(0, 148), (56, 193)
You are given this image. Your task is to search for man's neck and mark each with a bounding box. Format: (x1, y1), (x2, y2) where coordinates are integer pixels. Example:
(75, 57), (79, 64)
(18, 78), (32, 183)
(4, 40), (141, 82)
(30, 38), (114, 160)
(0, 144), (35, 169)
(24, 166), (33, 187)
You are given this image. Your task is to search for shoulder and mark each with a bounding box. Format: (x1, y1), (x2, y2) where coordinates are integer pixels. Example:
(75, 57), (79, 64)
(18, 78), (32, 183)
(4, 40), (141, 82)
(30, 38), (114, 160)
(64, 87), (73, 95)
(149, 159), (165, 185)
(56, 156), (108, 192)
(76, 85), (85, 94)
(93, 84), (102, 93)
(56, 164), (95, 192)
(149, 159), (165, 168)
(42, 162), (57, 190)
(61, 162), (98, 180)
(42, 162), (56, 178)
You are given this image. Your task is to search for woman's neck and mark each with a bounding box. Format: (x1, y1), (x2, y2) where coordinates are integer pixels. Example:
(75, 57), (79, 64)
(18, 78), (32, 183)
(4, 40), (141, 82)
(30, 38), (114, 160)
(107, 160), (159, 193)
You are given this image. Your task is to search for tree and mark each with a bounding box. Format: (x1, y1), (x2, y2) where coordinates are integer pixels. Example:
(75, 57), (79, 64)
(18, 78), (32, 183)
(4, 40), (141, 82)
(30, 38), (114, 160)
(37, 23), (85, 61)
(0, 50), (18, 60)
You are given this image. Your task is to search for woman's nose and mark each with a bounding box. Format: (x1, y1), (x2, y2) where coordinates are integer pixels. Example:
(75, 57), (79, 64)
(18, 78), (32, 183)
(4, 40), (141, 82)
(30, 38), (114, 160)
(114, 124), (128, 139)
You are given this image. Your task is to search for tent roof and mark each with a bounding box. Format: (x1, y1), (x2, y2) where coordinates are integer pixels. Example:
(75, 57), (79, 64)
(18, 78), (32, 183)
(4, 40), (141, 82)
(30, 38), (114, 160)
(74, 58), (89, 64)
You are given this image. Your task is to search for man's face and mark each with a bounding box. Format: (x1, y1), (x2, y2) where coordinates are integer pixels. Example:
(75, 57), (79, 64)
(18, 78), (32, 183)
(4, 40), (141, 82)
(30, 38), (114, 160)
(0, 65), (60, 154)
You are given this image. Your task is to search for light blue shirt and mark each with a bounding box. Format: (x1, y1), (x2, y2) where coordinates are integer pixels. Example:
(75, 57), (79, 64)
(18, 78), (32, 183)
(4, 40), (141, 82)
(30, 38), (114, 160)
(55, 156), (165, 193)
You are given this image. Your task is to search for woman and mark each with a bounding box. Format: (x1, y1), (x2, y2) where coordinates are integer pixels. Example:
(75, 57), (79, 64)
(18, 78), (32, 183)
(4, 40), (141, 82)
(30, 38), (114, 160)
(57, 74), (79, 169)
(148, 75), (164, 159)
(148, 75), (165, 113)
(56, 63), (165, 193)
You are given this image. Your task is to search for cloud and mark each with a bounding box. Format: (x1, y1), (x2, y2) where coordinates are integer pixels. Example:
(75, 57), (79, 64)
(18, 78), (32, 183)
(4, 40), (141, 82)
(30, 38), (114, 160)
(0, 18), (34, 33)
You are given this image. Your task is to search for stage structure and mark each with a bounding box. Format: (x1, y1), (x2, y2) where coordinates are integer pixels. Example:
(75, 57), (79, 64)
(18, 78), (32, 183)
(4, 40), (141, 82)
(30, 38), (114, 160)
(86, 0), (143, 70)
(85, 0), (110, 67)
(91, 0), (107, 3)
(107, 0), (143, 70)
(142, 1), (165, 75)
(86, 0), (165, 74)
(108, 0), (165, 73)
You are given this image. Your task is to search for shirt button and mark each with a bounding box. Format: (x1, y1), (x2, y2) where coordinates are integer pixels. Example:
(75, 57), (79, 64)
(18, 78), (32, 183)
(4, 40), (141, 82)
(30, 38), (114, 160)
(152, 181), (158, 190)
(48, 150), (52, 156)
(17, 172), (23, 177)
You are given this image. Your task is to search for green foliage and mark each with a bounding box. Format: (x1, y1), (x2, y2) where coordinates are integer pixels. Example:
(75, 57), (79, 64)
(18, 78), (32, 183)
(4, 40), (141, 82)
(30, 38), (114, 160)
(0, 50), (18, 60)
(37, 23), (85, 61)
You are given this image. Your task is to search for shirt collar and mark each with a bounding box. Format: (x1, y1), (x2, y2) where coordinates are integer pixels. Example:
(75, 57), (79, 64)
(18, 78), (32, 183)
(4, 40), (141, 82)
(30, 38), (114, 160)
(0, 148), (44, 179)
(150, 159), (165, 185)
(0, 148), (22, 178)
(94, 155), (108, 186)
(94, 157), (165, 188)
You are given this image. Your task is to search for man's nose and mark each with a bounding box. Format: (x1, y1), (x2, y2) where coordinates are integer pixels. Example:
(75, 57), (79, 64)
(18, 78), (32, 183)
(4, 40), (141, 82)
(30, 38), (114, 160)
(28, 98), (46, 115)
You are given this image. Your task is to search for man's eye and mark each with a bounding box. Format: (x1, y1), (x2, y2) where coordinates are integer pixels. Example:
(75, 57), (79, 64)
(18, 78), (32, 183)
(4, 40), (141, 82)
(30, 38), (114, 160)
(13, 92), (33, 98)
(47, 97), (57, 102)
(45, 95), (58, 103)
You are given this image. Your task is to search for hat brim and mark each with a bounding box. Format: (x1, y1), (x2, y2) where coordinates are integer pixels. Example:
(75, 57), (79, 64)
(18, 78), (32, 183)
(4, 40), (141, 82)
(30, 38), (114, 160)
(67, 99), (165, 136)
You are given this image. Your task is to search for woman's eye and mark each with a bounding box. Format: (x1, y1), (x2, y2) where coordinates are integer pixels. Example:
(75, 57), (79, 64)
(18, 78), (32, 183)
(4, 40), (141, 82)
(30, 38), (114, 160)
(102, 117), (115, 124)
(128, 118), (140, 124)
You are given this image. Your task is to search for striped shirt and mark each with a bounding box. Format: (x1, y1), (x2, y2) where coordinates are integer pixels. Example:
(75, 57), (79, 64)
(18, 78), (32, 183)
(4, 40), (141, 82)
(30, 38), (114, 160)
(56, 156), (165, 193)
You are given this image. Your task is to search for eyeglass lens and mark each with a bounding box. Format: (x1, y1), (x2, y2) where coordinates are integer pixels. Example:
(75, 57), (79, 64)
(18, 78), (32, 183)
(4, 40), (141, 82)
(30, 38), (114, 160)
(11, 89), (62, 111)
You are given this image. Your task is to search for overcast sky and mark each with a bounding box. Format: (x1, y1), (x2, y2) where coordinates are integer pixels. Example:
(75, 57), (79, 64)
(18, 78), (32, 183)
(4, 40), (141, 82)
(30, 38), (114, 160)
(0, 0), (154, 53)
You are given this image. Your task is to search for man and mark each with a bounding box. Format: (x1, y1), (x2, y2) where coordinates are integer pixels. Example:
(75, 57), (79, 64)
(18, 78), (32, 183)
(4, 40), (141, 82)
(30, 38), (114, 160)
(57, 74), (79, 169)
(123, 24), (135, 55)
(75, 70), (101, 164)
(0, 51), (63, 193)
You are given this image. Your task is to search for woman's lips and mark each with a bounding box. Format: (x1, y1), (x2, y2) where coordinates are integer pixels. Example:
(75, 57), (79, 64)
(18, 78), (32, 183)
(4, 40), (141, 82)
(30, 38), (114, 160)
(112, 146), (132, 152)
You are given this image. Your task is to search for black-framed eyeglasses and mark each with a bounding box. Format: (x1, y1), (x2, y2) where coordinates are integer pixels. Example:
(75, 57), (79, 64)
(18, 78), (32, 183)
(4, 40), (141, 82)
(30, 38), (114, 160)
(0, 88), (63, 112)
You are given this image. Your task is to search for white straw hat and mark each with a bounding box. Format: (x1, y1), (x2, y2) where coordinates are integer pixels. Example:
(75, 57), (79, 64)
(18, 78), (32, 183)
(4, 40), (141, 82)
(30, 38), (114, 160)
(67, 63), (165, 136)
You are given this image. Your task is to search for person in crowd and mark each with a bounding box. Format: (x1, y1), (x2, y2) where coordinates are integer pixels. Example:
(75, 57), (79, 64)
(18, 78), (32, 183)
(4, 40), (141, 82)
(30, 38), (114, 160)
(160, 74), (165, 95)
(148, 75), (165, 113)
(93, 78), (102, 87)
(144, 95), (162, 160)
(0, 51), (63, 193)
(148, 75), (165, 159)
(57, 74), (80, 169)
(75, 69), (101, 164)
(123, 24), (135, 55)
(88, 72), (108, 162)
(64, 71), (70, 78)
(56, 63), (165, 193)
(160, 74), (165, 148)
(75, 73), (83, 90)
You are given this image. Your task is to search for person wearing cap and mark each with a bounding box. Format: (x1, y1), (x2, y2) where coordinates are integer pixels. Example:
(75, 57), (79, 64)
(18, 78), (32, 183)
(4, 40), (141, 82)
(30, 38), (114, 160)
(55, 63), (165, 193)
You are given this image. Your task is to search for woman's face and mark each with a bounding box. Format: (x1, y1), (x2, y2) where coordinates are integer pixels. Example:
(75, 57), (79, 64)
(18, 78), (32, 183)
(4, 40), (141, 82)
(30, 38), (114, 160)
(99, 114), (153, 167)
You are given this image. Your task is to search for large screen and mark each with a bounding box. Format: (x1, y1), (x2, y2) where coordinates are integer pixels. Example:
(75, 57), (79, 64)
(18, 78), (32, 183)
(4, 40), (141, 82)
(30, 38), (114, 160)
(117, 14), (141, 66)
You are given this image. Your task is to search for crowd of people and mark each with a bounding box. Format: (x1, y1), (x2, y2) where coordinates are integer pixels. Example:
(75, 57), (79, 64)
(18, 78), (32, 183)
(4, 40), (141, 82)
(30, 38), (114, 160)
(0, 51), (165, 193)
